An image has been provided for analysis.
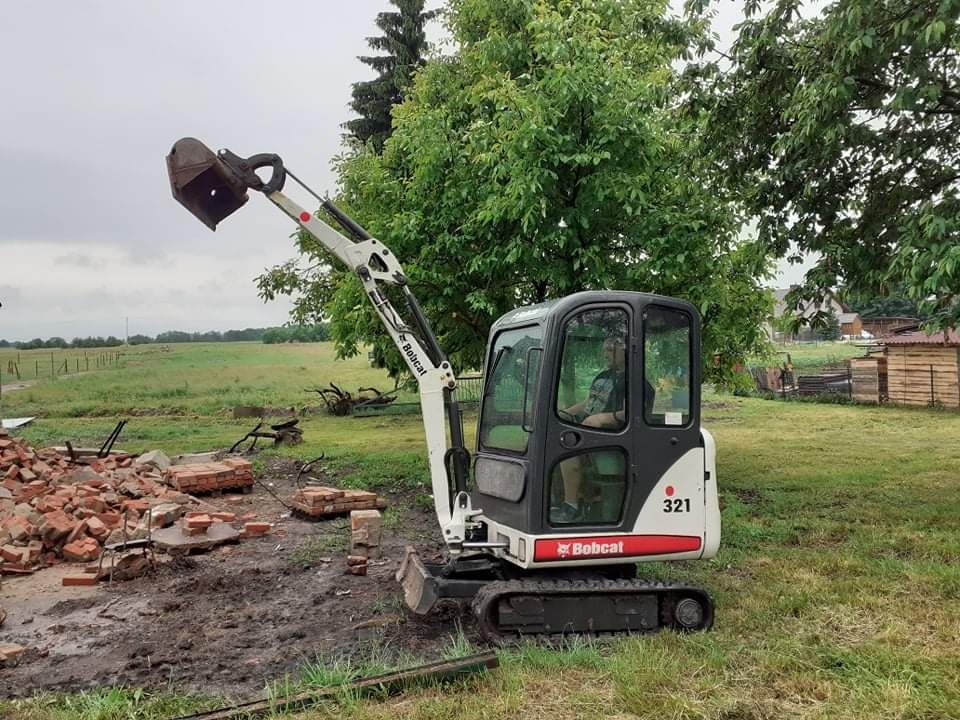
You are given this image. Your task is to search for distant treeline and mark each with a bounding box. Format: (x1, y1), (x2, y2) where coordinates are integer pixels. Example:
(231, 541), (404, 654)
(0, 324), (330, 349)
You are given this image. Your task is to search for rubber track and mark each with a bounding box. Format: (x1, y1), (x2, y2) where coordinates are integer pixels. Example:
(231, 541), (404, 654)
(471, 578), (714, 646)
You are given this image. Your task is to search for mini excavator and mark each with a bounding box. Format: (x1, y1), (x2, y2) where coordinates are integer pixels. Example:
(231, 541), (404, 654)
(166, 139), (721, 643)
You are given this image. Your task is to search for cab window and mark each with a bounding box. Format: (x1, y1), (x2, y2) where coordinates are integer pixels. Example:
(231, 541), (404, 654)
(479, 326), (543, 453)
(555, 309), (628, 431)
(644, 306), (692, 426)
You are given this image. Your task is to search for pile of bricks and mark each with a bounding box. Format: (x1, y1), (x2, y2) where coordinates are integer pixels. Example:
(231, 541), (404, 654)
(346, 509), (382, 576)
(179, 511), (270, 538)
(290, 486), (387, 518)
(164, 458), (254, 494)
(0, 429), (197, 574)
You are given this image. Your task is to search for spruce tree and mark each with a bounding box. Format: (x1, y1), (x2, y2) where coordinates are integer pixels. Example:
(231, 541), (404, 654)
(345, 1), (436, 152)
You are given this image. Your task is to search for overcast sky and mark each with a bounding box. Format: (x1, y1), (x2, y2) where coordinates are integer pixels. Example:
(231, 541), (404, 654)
(0, 1), (804, 342)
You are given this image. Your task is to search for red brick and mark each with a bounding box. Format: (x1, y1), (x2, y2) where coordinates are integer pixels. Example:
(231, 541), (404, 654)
(62, 538), (100, 562)
(1, 545), (25, 563)
(211, 512), (236, 522)
(62, 575), (98, 587)
(244, 522), (272, 535)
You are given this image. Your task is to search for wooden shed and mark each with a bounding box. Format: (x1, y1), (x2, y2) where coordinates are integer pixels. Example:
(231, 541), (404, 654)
(883, 330), (960, 408)
(850, 356), (887, 404)
(839, 312), (863, 338)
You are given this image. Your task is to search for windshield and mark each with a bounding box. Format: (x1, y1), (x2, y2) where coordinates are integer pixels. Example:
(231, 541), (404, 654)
(478, 325), (543, 453)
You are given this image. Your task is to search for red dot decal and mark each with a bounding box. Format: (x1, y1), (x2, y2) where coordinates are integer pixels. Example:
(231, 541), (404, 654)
(665, 485), (675, 497)
(299, 212), (311, 222)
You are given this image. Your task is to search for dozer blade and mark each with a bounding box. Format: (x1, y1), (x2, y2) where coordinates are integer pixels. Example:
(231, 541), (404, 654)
(166, 137), (249, 230)
(396, 546), (440, 615)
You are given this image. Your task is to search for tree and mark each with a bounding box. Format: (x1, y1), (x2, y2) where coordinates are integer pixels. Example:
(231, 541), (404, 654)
(843, 287), (925, 318)
(261, 0), (773, 383)
(344, 0), (437, 152)
(816, 309), (842, 340)
(691, 0), (960, 331)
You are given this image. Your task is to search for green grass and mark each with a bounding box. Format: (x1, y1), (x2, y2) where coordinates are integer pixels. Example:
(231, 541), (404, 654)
(2, 343), (959, 719)
(753, 340), (868, 369)
(0, 342), (414, 419)
(0, 687), (219, 720)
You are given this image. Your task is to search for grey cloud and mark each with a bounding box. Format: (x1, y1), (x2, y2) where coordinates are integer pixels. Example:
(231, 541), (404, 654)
(52, 253), (108, 269)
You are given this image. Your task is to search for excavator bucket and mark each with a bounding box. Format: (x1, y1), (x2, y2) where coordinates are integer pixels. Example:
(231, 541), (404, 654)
(166, 137), (249, 230)
(396, 546), (440, 615)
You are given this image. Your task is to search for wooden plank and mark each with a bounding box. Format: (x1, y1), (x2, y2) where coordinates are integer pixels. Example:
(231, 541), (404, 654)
(170, 651), (500, 720)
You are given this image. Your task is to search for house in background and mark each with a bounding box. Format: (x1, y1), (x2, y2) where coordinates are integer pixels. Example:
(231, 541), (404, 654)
(769, 288), (863, 340)
(861, 316), (920, 337)
(838, 312), (863, 338)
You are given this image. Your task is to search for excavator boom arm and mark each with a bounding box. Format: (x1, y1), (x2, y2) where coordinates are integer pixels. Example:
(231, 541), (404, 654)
(166, 138), (475, 545)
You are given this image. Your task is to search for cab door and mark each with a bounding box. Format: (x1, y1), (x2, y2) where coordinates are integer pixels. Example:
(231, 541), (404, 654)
(543, 304), (635, 532)
(626, 302), (704, 538)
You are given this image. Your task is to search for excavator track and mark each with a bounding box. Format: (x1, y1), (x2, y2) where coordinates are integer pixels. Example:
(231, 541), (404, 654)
(471, 578), (713, 645)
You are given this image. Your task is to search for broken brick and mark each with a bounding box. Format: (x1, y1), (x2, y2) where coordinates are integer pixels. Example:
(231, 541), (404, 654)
(62, 575), (98, 587)
(243, 522), (272, 536)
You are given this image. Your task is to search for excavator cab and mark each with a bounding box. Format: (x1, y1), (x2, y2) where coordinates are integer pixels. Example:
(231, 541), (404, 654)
(472, 292), (705, 546)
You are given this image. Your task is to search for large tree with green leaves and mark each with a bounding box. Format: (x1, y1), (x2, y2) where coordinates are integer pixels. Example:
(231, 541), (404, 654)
(261, 0), (772, 383)
(344, 0), (437, 152)
(690, 0), (959, 330)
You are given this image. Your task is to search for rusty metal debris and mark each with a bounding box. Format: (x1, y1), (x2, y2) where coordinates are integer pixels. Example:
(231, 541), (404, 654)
(63, 419), (128, 464)
(228, 418), (303, 454)
(169, 651), (499, 720)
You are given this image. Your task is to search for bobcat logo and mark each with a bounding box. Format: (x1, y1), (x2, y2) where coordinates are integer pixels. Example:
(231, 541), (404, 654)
(557, 543), (571, 558)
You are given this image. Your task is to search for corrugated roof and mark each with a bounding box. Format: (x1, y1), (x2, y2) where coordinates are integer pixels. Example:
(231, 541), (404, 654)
(838, 312), (860, 324)
(882, 329), (960, 346)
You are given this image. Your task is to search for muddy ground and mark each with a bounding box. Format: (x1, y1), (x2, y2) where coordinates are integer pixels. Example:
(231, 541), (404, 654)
(0, 460), (476, 700)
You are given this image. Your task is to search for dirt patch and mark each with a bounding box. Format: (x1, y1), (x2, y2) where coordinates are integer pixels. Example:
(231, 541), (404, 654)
(727, 487), (765, 507)
(0, 459), (474, 700)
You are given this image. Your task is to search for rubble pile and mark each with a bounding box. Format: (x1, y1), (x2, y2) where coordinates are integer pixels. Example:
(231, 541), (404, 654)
(290, 486), (387, 518)
(165, 459), (254, 493)
(0, 429), (196, 574)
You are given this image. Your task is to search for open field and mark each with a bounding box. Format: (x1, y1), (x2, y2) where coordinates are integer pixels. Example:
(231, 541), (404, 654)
(2, 342), (959, 719)
(0, 342), (416, 419)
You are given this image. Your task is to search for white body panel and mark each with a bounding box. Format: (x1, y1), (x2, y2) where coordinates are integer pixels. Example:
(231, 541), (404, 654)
(268, 192), (462, 536)
(478, 432), (719, 570)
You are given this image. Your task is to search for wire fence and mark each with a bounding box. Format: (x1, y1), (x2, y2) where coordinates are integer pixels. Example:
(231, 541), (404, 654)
(0, 350), (124, 399)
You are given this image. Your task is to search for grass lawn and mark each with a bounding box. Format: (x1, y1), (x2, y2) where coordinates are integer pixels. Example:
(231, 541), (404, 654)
(2, 342), (958, 719)
(753, 341), (869, 370)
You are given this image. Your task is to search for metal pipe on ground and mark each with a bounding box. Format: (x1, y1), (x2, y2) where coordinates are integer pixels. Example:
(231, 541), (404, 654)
(168, 651), (499, 720)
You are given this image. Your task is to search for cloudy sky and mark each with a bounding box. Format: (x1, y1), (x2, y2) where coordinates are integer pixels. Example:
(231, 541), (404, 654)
(0, 1), (802, 343)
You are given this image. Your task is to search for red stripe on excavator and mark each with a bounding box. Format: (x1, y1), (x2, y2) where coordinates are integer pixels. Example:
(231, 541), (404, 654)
(534, 535), (701, 562)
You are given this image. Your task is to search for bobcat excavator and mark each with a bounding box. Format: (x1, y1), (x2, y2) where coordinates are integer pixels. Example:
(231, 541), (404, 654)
(166, 138), (721, 643)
